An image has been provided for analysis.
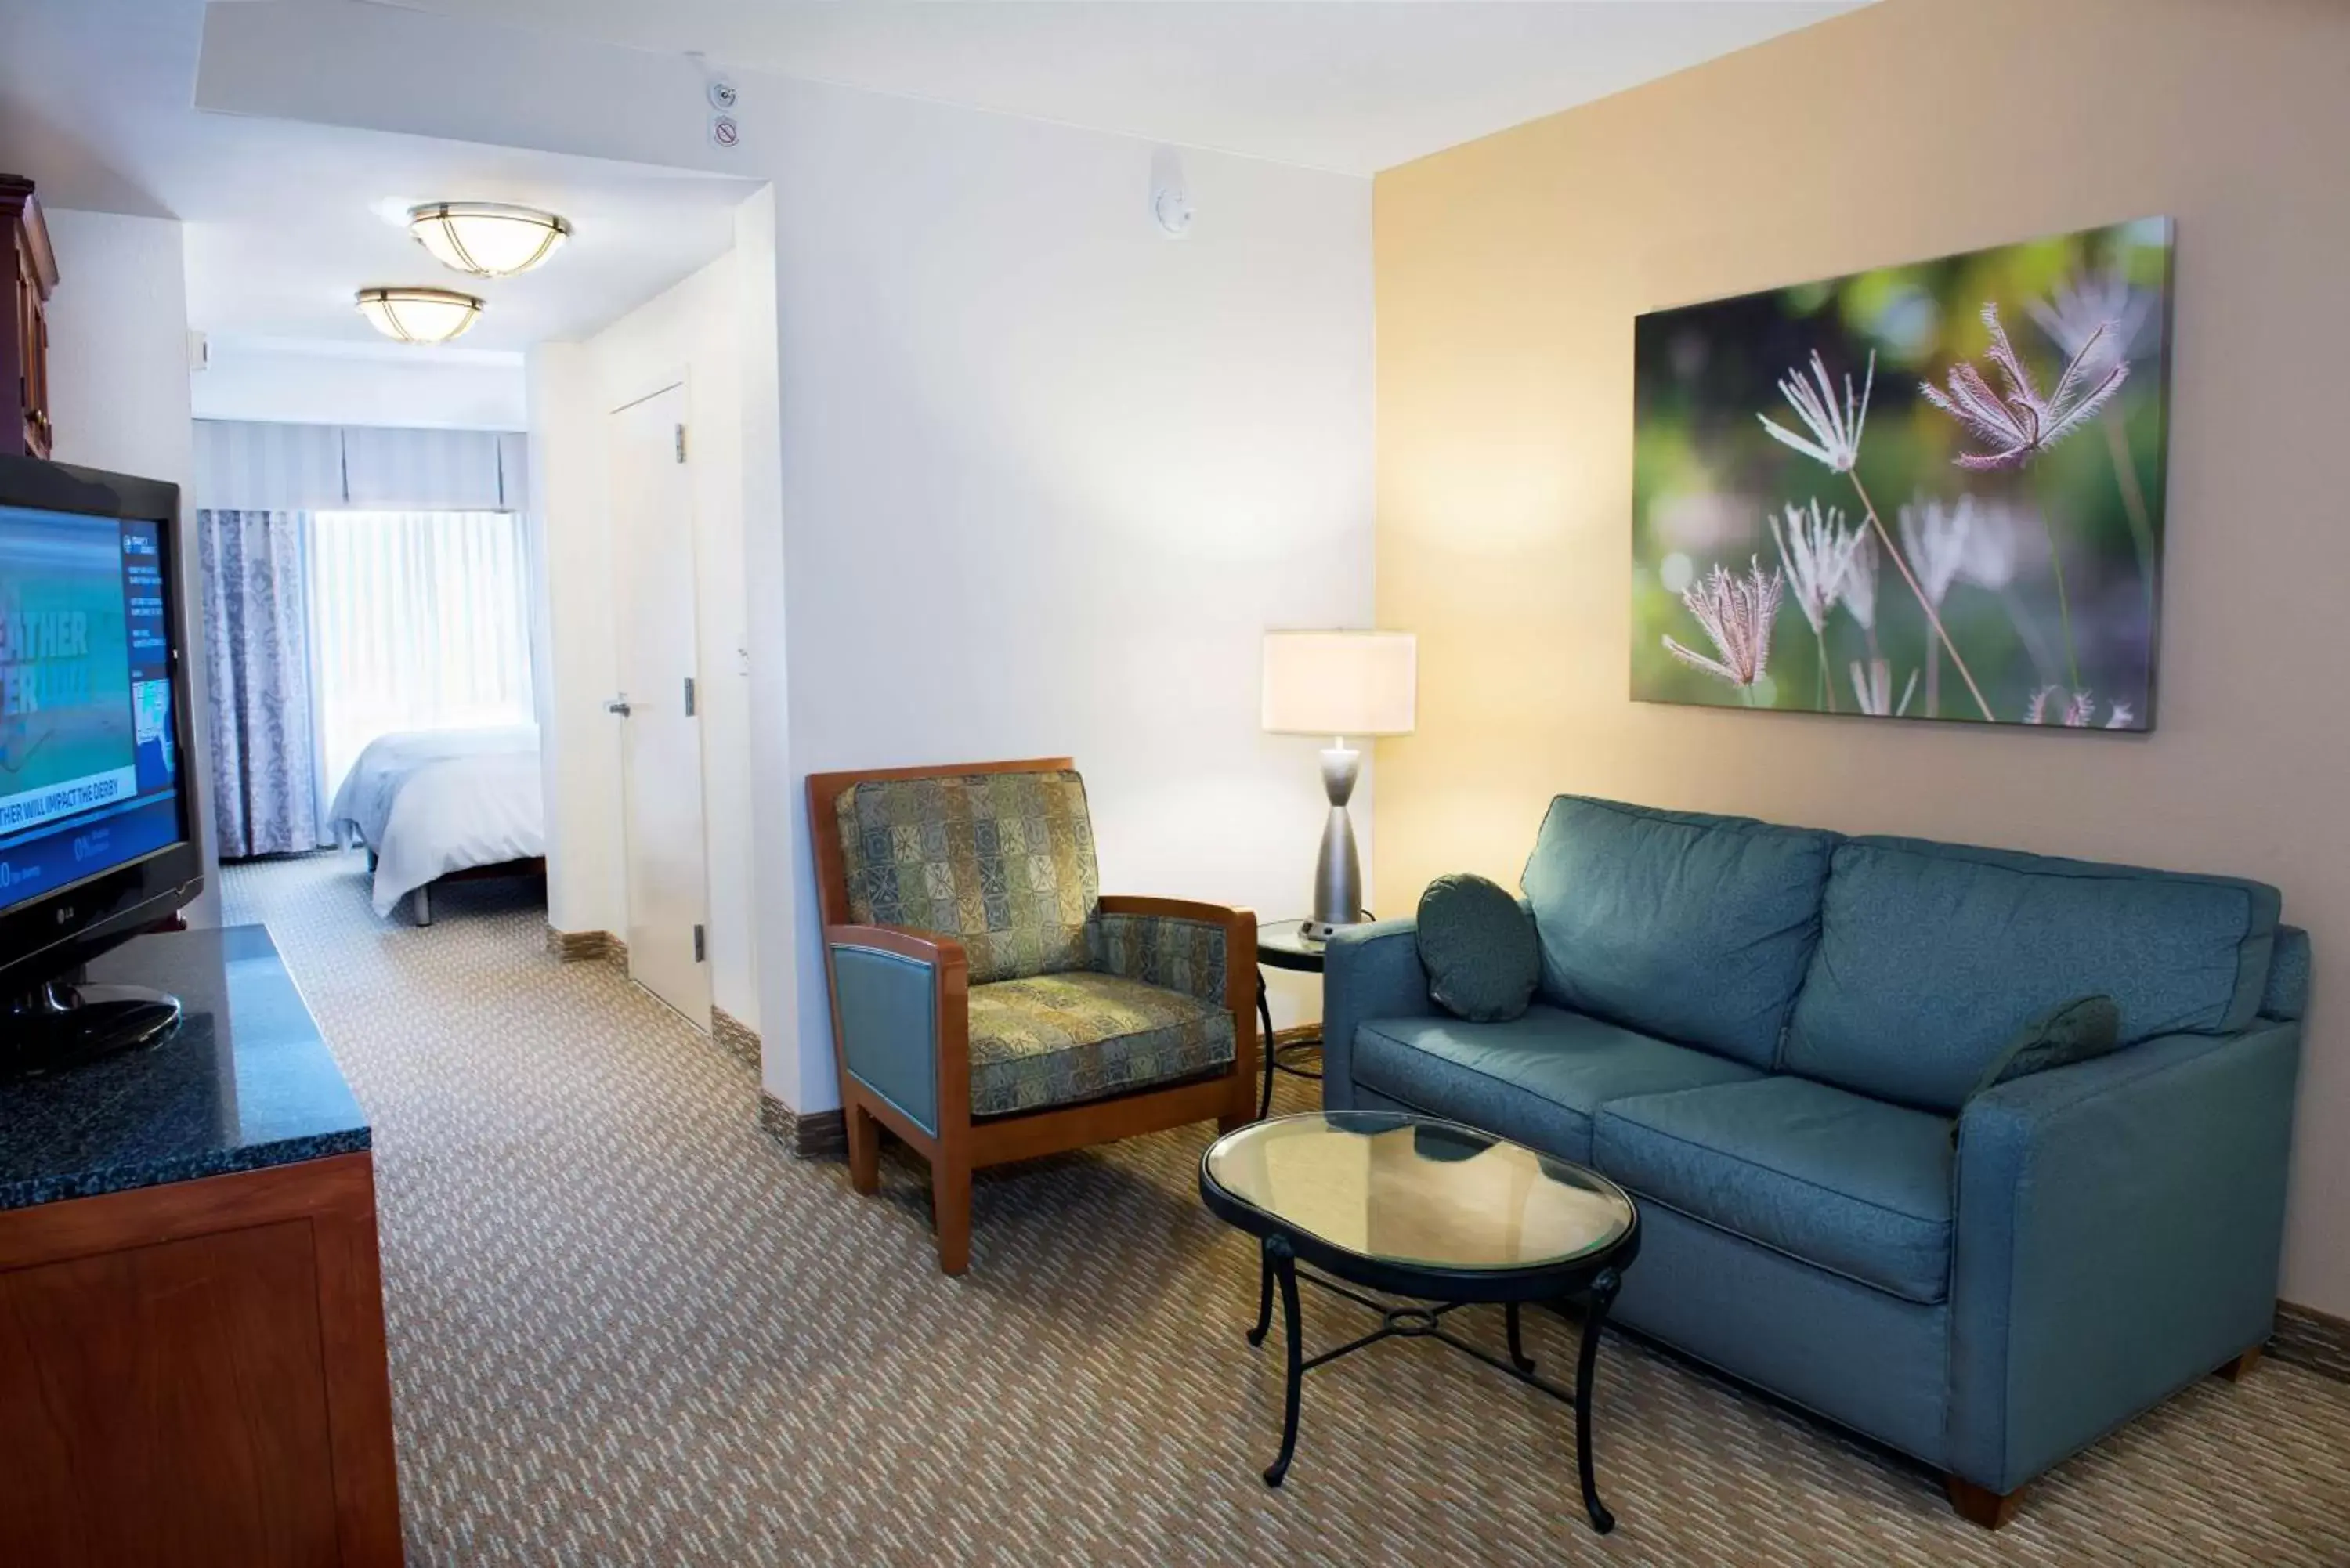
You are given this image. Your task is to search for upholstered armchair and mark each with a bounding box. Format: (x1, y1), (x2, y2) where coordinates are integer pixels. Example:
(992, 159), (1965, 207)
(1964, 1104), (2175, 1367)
(807, 758), (1259, 1274)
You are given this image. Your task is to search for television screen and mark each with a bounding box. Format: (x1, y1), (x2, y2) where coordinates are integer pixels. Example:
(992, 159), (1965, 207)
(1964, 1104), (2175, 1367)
(0, 503), (186, 913)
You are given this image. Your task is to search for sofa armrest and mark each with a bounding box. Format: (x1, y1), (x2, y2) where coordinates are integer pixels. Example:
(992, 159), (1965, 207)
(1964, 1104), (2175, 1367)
(824, 923), (969, 1138)
(1097, 896), (1259, 1093)
(2261, 923), (2310, 1021)
(1948, 1019), (2301, 1493)
(1321, 917), (1435, 1110)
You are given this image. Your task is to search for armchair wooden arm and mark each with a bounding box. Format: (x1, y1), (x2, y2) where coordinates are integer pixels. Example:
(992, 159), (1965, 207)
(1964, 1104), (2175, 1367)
(821, 923), (972, 1255)
(1097, 895), (1260, 1115)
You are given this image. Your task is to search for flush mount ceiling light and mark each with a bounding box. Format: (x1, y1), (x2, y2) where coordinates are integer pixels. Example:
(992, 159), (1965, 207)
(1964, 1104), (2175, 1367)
(355, 286), (485, 345)
(407, 201), (571, 278)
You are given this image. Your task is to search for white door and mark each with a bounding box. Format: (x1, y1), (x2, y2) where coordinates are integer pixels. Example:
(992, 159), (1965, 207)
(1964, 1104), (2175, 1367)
(609, 384), (711, 1025)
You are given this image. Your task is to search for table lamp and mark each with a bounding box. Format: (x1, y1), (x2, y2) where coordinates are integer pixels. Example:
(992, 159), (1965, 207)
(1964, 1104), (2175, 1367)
(1262, 630), (1417, 939)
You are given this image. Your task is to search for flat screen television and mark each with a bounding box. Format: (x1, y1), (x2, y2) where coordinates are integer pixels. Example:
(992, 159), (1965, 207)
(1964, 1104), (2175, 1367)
(0, 453), (204, 1071)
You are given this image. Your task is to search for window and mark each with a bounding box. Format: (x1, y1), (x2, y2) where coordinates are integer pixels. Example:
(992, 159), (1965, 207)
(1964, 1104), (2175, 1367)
(308, 510), (535, 801)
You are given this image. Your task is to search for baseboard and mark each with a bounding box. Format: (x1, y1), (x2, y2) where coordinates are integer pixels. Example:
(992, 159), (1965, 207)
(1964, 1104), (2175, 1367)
(710, 1007), (761, 1070)
(2273, 1299), (2350, 1383)
(545, 927), (628, 972)
(758, 1090), (846, 1162)
(545, 926), (606, 962)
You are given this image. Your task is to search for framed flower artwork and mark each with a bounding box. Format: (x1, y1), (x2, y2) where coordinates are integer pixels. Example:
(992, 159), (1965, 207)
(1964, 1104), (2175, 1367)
(1630, 217), (2172, 730)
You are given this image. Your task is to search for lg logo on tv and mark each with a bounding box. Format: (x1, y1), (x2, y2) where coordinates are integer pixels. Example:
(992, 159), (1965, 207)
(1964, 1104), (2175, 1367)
(54, 904), (74, 925)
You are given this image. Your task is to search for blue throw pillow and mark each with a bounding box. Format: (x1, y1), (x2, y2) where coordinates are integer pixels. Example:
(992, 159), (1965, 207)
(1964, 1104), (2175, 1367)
(1954, 995), (2121, 1143)
(1416, 873), (1539, 1023)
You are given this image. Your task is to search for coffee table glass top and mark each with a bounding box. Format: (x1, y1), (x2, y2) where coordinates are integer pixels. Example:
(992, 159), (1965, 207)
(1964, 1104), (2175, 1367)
(1204, 1111), (1635, 1274)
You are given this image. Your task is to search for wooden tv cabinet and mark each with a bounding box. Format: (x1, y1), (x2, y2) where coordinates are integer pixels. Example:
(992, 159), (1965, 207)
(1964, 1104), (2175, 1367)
(0, 928), (403, 1566)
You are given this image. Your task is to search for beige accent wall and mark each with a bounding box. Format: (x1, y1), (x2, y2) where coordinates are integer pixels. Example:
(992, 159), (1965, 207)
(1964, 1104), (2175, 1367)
(1371, 0), (2350, 1316)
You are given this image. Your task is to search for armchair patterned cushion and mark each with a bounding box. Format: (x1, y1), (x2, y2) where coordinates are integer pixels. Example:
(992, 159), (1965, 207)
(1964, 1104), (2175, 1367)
(834, 769), (1101, 984)
(811, 759), (1259, 1274)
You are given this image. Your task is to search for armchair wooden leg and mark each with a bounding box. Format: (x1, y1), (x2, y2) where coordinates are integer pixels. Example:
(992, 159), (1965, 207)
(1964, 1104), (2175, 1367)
(1945, 1475), (2023, 1530)
(931, 1158), (971, 1277)
(2218, 1345), (2263, 1382)
(846, 1104), (880, 1196)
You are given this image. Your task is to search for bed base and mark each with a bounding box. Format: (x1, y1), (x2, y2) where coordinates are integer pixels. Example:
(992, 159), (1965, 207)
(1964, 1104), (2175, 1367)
(401, 857), (548, 927)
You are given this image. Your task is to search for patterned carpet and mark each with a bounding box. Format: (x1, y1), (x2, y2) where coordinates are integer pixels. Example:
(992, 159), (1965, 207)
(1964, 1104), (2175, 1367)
(223, 854), (2350, 1566)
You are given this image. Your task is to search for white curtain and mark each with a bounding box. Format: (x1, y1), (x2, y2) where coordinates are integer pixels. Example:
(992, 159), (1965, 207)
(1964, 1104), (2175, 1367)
(308, 510), (537, 805)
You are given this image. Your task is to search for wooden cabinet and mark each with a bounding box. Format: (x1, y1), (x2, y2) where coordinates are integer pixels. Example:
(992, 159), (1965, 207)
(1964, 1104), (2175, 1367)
(0, 1154), (405, 1566)
(0, 172), (57, 458)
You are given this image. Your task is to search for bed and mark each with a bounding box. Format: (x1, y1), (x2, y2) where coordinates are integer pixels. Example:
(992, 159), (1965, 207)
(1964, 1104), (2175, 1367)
(325, 727), (546, 923)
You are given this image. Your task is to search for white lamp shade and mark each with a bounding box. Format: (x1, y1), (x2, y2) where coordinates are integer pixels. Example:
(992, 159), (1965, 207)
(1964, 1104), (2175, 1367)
(1262, 630), (1417, 737)
(407, 202), (571, 278)
(355, 287), (484, 345)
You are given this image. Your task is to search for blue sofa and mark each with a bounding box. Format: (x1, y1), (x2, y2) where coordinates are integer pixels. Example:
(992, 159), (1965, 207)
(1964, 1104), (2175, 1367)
(1323, 796), (2305, 1526)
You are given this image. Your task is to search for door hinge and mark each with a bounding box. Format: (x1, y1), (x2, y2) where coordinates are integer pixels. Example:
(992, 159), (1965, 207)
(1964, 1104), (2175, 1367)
(674, 423), (688, 463)
(682, 675), (696, 717)
(692, 924), (707, 963)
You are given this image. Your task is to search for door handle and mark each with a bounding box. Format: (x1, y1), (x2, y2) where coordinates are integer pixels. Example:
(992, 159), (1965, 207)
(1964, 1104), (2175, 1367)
(604, 695), (632, 717)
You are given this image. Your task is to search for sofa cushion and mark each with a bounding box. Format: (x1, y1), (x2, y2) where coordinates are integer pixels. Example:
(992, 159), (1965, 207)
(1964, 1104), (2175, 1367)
(1350, 1005), (1764, 1165)
(966, 971), (1232, 1117)
(1518, 796), (1837, 1068)
(1415, 873), (1540, 1022)
(835, 769), (1101, 984)
(1784, 836), (2283, 1113)
(1596, 1076), (1955, 1305)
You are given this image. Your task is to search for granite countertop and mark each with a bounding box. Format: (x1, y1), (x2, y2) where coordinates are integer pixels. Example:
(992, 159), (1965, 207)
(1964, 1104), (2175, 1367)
(0, 925), (370, 1210)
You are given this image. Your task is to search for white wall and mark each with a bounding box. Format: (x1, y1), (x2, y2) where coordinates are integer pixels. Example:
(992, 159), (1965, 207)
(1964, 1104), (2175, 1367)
(765, 84), (1376, 1112)
(733, 187), (800, 1095)
(43, 208), (222, 927)
(525, 342), (624, 941)
(185, 2), (1379, 1120)
(193, 341), (526, 431)
(560, 249), (762, 1031)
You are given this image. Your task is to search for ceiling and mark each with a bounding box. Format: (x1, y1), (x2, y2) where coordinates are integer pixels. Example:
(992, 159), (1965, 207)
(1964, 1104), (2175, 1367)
(0, 0), (756, 356)
(361, 0), (1870, 176)
(0, 0), (1867, 367)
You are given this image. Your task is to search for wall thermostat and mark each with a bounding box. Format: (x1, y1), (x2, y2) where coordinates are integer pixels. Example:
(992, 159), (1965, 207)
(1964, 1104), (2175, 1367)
(1150, 147), (1192, 239)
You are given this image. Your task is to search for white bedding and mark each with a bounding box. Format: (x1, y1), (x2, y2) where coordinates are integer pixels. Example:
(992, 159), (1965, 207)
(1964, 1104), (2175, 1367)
(326, 728), (544, 917)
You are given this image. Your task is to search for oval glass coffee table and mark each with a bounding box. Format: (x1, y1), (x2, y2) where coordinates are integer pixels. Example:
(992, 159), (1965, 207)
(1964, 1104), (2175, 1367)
(1199, 1110), (1640, 1534)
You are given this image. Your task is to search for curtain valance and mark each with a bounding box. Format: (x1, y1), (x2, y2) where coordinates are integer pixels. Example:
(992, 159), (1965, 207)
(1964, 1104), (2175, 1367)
(193, 420), (529, 513)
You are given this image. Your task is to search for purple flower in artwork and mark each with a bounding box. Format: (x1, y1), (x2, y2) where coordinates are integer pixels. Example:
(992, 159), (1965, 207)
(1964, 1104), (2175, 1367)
(1664, 558), (1784, 689)
(1919, 303), (2128, 471)
(1759, 349), (1875, 473)
(2026, 685), (2133, 728)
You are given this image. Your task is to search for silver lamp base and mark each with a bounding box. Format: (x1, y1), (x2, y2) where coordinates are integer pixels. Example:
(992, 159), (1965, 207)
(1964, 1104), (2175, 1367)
(1303, 744), (1363, 941)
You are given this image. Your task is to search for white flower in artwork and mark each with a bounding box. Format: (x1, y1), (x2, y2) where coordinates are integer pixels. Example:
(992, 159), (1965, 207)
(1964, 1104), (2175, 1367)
(2029, 266), (2153, 374)
(1838, 530), (1881, 633)
(1849, 658), (1918, 717)
(1759, 349), (1875, 474)
(1956, 499), (2025, 591)
(1896, 495), (1975, 609)
(1770, 499), (1863, 636)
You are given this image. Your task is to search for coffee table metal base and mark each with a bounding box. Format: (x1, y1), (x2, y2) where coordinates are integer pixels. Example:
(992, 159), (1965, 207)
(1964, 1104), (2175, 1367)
(1245, 1234), (1624, 1534)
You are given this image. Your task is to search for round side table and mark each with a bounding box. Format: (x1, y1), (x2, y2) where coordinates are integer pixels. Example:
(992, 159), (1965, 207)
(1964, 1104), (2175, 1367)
(1255, 919), (1329, 1119)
